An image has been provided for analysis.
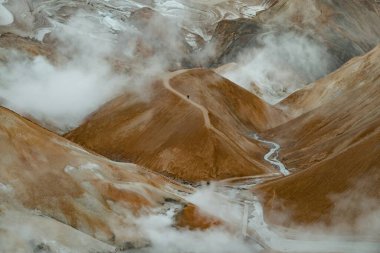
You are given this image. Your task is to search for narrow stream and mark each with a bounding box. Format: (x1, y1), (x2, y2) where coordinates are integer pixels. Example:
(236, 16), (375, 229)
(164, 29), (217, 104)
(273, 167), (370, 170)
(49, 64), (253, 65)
(249, 133), (290, 176)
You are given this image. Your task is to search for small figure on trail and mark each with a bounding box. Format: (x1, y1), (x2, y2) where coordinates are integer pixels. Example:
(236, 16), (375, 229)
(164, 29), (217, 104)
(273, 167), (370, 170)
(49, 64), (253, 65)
(187, 95), (190, 99)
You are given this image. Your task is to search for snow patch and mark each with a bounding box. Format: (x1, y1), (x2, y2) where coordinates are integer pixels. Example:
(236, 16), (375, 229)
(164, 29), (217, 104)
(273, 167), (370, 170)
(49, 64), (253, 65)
(64, 165), (76, 174)
(34, 28), (52, 42)
(185, 33), (199, 49)
(102, 16), (125, 31)
(0, 1), (14, 26)
(0, 183), (13, 193)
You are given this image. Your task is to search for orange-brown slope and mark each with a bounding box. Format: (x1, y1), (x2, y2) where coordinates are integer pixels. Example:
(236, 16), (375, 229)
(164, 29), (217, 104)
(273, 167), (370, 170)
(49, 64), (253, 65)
(264, 44), (380, 172)
(171, 69), (287, 131)
(0, 33), (55, 60)
(279, 44), (380, 117)
(66, 69), (287, 182)
(0, 106), (193, 247)
(257, 129), (380, 229)
(254, 44), (380, 231)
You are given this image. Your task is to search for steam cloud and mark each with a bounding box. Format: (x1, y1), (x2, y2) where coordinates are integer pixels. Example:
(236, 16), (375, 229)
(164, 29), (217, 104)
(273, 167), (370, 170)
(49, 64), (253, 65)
(220, 32), (334, 104)
(0, 54), (125, 132)
(135, 184), (260, 253)
(1, 180), (379, 252)
(131, 181), (380, 253)
(0, 6), (200, 132)
(0, 13), (127, 132)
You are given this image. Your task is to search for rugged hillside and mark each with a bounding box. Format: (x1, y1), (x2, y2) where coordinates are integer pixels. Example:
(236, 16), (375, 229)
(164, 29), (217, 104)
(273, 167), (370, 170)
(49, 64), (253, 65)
(0, 106), (218, 251)
(278, 44), (380, 117)
(211, 0), (380, 102)
(255, 45), (380, 229)
(265, 44), (380, 171)
(257, 129), (380, 229)
(66, 69), (288, 182)
(213, 0), (380, 65)
(1, 1), (379, 251)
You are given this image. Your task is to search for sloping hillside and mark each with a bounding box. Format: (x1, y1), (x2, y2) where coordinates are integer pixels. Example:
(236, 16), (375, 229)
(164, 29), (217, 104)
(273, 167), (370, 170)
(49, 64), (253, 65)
(0, 106), (203, 250)
(211, 0), (380, 102)
(66, 69), (288, 181)
(265, 44), (380, 171)
(255, 45), (380, 230)
(279, 44), (380, 117)
(257, 129), (380, 229)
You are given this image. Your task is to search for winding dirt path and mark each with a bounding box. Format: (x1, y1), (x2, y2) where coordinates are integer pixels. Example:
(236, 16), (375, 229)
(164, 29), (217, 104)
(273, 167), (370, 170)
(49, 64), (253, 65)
(162, 70), (212, 128)
(162, 70), (270, 172)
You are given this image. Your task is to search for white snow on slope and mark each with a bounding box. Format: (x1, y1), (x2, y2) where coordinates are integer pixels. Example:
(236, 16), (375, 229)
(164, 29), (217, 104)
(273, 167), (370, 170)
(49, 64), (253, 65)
(0, 1), (14, 26)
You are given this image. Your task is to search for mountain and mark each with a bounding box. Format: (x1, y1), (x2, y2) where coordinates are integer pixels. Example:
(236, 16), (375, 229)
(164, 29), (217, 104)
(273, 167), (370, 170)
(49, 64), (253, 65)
(256, 44), (380, 229)
(278, 43), (380, 117)
(66, 69), (288, 182)
(0, 106), (221, 251)
(257, 130), (379, 227)
(211, 0), (380, 102)
(213, 0), (380, 66)
(266, 44), (380, 171)
(1, 0), (380, 251)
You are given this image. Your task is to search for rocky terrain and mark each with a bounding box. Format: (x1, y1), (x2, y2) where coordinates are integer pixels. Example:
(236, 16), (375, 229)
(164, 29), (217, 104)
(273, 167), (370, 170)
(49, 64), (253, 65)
(213, 0), (380, 102)
(0, 0), (379, 252)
